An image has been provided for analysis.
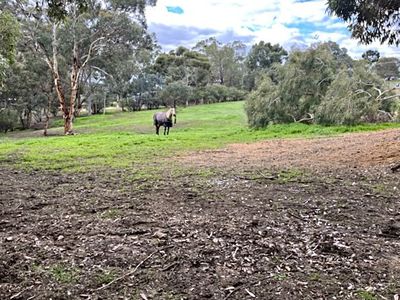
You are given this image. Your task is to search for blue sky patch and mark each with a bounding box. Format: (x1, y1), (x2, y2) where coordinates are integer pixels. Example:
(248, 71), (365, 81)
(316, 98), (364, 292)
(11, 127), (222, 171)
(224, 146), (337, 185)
(166, 6), (184, 14)
(286, 20), (345, 35)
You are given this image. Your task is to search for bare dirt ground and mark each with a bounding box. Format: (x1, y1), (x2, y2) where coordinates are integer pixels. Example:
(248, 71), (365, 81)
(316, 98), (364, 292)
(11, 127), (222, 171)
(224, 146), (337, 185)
(1, 129), (400, 300)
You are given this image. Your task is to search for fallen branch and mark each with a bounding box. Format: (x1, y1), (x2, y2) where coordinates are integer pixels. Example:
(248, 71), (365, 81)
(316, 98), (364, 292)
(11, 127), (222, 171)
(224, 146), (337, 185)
(297, 113), (314, 124)
(290, 113), (314, 124)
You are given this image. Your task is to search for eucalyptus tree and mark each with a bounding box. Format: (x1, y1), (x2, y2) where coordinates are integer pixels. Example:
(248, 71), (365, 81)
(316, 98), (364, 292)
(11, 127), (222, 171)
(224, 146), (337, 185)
(362, 50), (380, 64)
(327, 0), (400, 45)
(327, 0), (400, 171)
(244, 41), (287, 90)
(246, 41), (399, 127)
(158, 81), (192, 107)
(0, 10), (19, 132)
(316, 61), (399, 125)
(153, 46), (211, 87)
(0, 11), (20, 88)
(95, 46), (161, 112)
(246, 41), (287, 71)
(79, 11), (157, 114)
(2, 47), (54, 130)
(9, 0), (156, 134)
(223, 41), (247, 88)
(374, 57), (400, 80)
(128, 48), (164, 110)
(319, 41), (353, 67)
(246, 42), (349, 127)
(194, 38), (246, 88)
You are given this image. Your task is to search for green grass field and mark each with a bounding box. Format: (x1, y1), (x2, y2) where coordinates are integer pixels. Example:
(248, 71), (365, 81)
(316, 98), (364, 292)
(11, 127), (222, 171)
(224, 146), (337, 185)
(0, 101), (399, 171)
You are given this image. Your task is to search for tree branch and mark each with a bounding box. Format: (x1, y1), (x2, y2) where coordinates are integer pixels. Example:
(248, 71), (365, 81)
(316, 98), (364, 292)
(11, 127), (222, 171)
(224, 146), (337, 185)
(380, 93), (400, 102)
(354, 89), (372, 97)
(34, 40), (54, 73)
(81, 37), (105, 70)
(90, 66), (114, 79)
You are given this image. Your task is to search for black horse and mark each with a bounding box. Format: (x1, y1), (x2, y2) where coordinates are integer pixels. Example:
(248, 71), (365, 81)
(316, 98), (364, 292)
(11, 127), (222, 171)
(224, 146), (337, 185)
(153, 107), (176, 135)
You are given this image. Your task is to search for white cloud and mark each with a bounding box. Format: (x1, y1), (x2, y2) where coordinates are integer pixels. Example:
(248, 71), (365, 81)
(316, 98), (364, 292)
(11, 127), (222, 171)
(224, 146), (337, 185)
(252, 24), (300, 45)
(146, 0), (399, 58)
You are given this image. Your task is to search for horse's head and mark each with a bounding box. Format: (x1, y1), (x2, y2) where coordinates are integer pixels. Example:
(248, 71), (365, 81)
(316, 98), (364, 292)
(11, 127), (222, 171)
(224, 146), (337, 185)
(172, 108), (177, 124)
(168, 107), (177, 124)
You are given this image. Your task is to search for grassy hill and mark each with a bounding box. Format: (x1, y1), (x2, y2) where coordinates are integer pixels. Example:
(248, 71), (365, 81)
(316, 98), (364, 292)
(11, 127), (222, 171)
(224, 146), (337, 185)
(0, 101), (399, 171)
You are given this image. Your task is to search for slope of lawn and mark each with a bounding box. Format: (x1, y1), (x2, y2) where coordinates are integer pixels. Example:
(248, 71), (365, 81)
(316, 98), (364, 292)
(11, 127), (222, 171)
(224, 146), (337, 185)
(0, 101), (399, 171)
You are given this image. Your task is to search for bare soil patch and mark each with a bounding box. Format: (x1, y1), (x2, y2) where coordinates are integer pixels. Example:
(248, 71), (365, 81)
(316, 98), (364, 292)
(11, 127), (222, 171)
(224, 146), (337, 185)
(180, 129), (400, 171)
(1, 129), (400, 299)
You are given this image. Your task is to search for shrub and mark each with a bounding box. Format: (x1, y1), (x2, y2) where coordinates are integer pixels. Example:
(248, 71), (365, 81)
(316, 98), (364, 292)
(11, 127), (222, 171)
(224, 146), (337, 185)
(158, 81), (192, 107)
(0, 109), (18, 133)
(199, 85), (247, 104)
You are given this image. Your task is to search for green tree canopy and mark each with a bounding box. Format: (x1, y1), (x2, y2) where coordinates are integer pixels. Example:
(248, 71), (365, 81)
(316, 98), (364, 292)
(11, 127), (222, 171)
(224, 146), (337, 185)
(316, 62), (393, 125)
(362, 50), (380, 64)
(194, 38), (246, 87)
(327, 0), (400, 45)
(245, 42), (399, 127)
(39, 0), (156, 23)
(374, 57), (400, 79)
(159, 81), (192, 107)
(246, 41), (287, 71)
(0, 11), (20, 86)
(153, 47), (211, 87)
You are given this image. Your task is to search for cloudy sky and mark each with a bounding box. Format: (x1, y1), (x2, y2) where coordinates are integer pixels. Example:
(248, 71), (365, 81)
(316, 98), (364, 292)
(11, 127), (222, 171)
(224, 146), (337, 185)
(146, 0), (399, 58)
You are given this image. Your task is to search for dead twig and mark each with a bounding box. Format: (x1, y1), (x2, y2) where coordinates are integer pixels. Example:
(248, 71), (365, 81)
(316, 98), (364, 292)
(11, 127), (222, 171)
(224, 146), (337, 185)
(287, 211), (306, 221)
(93, 249), (159, 291)
(10, 287), (30, 300)
(257, 170), (277, 180)
(223, 288), (239, 300)
(161, 262), (178, 272)
(245, 288), (256, 298)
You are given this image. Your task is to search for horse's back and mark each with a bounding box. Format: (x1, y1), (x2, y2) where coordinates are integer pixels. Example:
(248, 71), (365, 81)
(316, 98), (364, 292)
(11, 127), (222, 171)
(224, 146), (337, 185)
(154, 112), (168, 125)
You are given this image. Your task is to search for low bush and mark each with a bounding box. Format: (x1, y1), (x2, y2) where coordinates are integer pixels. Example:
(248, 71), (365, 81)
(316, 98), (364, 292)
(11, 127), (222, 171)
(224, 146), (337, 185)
(0, 108), (18, 133)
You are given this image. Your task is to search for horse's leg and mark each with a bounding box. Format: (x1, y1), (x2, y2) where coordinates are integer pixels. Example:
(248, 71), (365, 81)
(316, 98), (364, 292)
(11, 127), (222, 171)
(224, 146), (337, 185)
(167, 126), (170, 135)
(163, 126), (167, 135)
(155, 124), (160, 135)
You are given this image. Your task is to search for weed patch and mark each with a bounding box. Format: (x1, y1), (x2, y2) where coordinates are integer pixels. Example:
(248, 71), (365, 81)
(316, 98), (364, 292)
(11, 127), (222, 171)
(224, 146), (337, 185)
(49, 264), (79, 284)
(357, 290), (377, 300)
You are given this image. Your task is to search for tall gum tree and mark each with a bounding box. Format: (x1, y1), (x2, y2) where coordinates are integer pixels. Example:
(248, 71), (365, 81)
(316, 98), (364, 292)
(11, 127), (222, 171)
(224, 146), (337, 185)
(194, 38), (246, 87)
(0, 11), (20, 88)
(10, 0), (156, 134)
